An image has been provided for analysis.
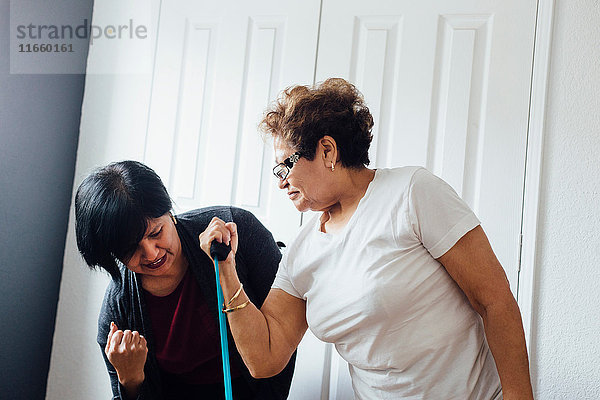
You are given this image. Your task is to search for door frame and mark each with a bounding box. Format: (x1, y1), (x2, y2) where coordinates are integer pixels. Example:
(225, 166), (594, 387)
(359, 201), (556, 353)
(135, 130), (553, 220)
(517, 0), (555, 354)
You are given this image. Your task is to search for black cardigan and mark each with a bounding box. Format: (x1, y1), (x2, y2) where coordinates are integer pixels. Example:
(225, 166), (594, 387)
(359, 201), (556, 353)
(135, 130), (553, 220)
(97, 206), (296, 399)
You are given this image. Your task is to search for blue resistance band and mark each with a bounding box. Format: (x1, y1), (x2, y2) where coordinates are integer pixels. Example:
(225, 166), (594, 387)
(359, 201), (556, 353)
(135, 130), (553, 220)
(211, 241), (234, 400)
(215, 258), (233, 400)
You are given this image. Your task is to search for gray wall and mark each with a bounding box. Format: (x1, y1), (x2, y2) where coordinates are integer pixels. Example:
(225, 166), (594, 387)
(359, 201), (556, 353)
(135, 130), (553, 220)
(0, 0), (93, 398)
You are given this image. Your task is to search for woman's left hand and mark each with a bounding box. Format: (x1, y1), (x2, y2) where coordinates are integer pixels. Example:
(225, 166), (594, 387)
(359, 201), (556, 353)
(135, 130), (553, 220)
(198, 217), (239, 268)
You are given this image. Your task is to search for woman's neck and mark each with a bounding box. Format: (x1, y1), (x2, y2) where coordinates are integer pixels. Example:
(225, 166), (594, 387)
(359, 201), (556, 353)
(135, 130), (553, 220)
(320, 167), (375, 234)
(141, 254), (189, 297)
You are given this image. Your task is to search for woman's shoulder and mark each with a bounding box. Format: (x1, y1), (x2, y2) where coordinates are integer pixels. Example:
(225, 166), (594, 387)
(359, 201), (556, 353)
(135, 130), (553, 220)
(102, 266), (129, 297)
(365, 166), (425, 200)
(101, 266), (134, 306)
(176, 206), (262, 225)
(175, 207), (236, 240)
(176, 206), (233, 224)
(375, 166), (425, 183)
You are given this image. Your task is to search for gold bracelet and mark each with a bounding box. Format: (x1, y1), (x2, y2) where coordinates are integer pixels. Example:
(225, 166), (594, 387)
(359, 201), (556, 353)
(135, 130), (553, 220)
(226, 283), (244, 308)
(222, 300), (250, 313)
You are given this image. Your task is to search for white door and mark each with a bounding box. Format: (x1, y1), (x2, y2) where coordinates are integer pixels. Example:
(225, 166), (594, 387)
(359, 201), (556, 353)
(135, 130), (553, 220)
(315, 0), (537, 397)
(144, 0), (320, 246)
(144, 2), (330, 399)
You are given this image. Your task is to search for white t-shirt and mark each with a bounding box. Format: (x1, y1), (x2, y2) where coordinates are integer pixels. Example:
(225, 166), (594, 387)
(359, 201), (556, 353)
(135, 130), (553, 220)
(273, 167), (502, 399)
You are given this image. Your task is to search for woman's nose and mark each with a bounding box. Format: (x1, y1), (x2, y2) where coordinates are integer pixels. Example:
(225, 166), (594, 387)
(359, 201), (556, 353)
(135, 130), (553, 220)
(277, 177), (288, 190)
(140, 240), (159, 262)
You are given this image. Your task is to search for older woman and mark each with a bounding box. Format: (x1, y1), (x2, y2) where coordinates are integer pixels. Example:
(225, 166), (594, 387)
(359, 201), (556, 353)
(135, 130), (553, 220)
(74, 160), (295, 400)
(200, 78), (533, 399)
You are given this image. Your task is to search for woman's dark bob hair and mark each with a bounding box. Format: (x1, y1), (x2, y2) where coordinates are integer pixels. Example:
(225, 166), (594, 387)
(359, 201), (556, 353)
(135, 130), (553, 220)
(75, 160), (172, 281)
(259, 78), (374, 168)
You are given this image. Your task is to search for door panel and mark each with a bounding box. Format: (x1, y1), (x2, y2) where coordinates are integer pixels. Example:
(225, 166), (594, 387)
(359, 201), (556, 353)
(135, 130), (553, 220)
(315, 1), (537, 397)
(145, 0), (321, 245)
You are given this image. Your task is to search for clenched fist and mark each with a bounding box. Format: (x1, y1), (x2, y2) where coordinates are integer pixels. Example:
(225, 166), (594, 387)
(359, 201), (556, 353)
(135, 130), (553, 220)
(198, 217), (238, 266)
(105, 322), (148, 396)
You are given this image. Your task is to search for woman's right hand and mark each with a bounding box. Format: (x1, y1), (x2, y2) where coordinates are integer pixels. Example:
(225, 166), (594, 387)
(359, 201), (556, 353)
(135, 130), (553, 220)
(198, 217), (239, 276)
(105, 322), (147, 395)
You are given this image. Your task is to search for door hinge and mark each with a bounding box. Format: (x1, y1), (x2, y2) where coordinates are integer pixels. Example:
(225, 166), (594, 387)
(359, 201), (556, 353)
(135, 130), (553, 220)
(517, 233), (524, 272)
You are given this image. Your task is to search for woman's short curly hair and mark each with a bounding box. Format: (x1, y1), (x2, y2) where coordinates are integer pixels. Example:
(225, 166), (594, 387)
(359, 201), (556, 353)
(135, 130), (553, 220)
(259, 78), (374, 168)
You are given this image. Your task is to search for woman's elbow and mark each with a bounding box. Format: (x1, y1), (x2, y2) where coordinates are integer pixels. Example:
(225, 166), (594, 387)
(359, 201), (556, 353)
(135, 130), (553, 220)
(247, 359), (287, 379)
(249, 368), (273, 379)
(477, 288), (520, 320)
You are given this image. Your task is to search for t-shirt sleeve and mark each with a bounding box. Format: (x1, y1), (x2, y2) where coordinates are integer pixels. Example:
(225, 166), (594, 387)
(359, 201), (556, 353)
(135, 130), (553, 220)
(271, 254), (303, 299)
(407, 168), (480, 259)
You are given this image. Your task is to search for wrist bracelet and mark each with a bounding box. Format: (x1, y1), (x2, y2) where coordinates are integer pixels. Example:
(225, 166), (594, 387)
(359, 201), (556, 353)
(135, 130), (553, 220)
(222, 300), (250, 313)
(226, 283), (244, 308)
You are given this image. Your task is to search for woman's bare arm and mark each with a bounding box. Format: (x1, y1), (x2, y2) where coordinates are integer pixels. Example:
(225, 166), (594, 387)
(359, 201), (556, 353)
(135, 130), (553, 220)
(199, 218), (308, 378)
(437, 225), (533, 400)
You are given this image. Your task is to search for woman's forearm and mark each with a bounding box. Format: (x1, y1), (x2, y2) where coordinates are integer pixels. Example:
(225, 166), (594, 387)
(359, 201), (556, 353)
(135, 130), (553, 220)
(481, 298), (534, 399)
(120, 377), (144, 399)
(199, 219), (307, 377)
(218, 263), (303, 378)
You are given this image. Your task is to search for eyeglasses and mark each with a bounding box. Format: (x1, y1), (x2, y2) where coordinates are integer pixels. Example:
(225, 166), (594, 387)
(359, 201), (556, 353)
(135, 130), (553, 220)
(272, 152), (302, 180)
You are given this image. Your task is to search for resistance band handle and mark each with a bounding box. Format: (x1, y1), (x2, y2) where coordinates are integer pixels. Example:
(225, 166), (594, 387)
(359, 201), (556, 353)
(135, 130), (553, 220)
(210, 241), (231, 261)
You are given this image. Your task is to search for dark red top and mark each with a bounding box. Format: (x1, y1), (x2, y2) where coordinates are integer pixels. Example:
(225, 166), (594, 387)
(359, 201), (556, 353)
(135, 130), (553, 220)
(144, 268), (242, 385)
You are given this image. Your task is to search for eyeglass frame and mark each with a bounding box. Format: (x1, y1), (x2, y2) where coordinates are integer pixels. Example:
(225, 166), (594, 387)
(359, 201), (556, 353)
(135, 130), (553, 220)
(272, 151), (302, 180)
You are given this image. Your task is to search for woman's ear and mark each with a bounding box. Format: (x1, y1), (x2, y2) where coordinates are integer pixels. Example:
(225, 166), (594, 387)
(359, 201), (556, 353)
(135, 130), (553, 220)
(319, 136), (338, 168)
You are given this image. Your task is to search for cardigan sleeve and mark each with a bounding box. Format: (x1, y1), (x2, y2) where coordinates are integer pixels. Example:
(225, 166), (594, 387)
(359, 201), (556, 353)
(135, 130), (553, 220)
(97, 279), (151, 400)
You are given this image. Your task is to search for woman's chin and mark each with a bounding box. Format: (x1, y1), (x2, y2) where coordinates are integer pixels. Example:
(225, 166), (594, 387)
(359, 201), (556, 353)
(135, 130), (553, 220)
(292, 200), (309, 213)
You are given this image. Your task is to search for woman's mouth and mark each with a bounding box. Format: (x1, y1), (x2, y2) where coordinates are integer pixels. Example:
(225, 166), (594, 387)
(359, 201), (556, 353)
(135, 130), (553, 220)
(288, 191), (300, 200)
(145, 254), (167, 270)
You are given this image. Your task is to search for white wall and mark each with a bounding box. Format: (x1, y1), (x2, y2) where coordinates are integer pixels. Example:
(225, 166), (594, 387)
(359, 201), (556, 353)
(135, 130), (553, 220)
(531, 0), (600, 398)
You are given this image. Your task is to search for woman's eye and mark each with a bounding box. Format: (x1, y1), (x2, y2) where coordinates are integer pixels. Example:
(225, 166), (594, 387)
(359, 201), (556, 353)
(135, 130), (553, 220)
(150, 228), (162, 238)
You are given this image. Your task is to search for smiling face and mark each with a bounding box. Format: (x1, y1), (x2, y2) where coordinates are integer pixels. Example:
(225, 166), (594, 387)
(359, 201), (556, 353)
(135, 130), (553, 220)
(123, 213), (183, 277)
(273, 137), (339, 213)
